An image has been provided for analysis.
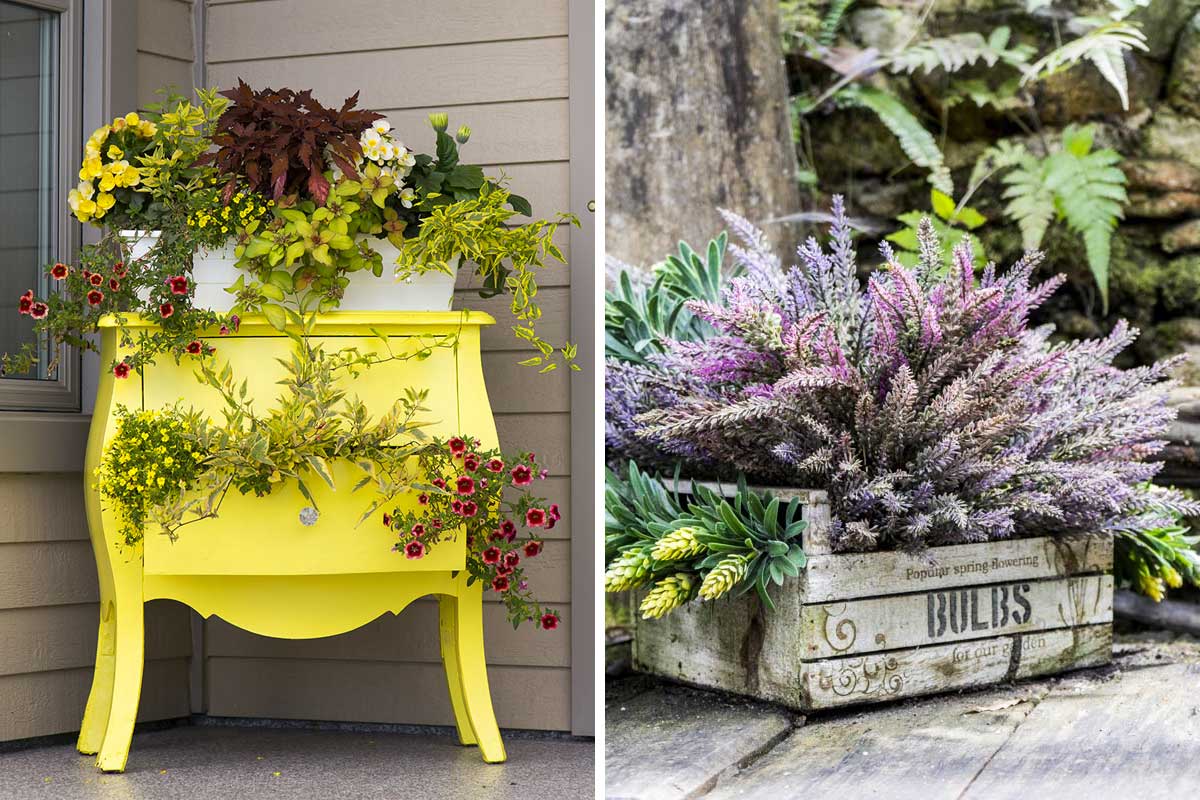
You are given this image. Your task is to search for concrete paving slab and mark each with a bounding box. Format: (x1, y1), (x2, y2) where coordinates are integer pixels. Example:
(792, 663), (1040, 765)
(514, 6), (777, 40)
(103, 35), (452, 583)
(605, 679), (797, 800)
(0, 725), (595, 800)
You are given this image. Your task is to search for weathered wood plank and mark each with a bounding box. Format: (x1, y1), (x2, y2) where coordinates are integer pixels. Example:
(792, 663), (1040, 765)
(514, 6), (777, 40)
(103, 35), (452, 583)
(799, 575), (1113, 659)
(802, 535), (1112, 603)
(960, 660), (1200, 798)
(606, 680), (795, 800)
(802, 625), (1112, 711)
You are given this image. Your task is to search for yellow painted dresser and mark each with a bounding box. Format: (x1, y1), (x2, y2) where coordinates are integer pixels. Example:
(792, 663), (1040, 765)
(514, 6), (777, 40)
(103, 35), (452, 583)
(77, 311), (508, 771)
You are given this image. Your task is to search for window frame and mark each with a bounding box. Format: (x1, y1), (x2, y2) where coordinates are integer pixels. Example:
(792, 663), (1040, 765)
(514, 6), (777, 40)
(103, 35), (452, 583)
(0, 0), (82, 411)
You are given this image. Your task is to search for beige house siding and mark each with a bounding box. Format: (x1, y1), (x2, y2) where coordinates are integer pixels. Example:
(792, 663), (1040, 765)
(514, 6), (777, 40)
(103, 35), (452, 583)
(0, 0), (199, 743)
(135, 0), (196, 106)
(199, 0), (578, 731)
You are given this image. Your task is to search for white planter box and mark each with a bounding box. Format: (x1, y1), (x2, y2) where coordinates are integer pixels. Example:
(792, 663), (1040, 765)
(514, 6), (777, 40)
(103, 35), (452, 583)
(119, 231), (456, 312)
(632, 487), (1114, 711)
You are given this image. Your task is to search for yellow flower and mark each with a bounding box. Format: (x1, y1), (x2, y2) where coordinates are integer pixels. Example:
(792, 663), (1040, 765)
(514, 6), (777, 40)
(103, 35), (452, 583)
(98, 172), (116, 192)
(107, 144), (123, 159)
(76, 198), (98, 218)
(111, 117), (126, 132)
(80, 156), (103, 180)
(89, 124), (111, 143)
(138, 120), (157, 137)
(96, 192), (116, 211)
(157, 477), (165, 487)
(124, 112), (140, 127)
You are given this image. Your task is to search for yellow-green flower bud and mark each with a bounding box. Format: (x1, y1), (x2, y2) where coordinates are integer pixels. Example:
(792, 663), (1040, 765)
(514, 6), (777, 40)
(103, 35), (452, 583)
(650, 526), (705, 562)
(1138, 570), (1165, 602)
(640, 573), (696, 619)
(604, 547), (653, 592)
(699, 553), (750, 601)
(428, 113), (449, 132)
(455, 125), (472, 144)
(1163, 564), (1182, 589)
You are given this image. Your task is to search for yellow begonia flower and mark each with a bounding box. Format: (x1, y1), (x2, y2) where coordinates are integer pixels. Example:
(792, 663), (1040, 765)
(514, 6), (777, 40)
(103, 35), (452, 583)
(80, 156), (103, 180)
(111, 118), (126, 132)
(77, 198), (98, 217)
(139, 120), (157, 137)
(89, 124), (110, 142)
(107, 144), (123, 159)
(97, 192), (116, 211)
(98, 172), (116, 192)
(124, 112), (139, 127)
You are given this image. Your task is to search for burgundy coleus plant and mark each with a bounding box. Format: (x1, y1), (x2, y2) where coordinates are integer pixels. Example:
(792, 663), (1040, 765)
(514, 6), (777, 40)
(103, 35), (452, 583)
(195, 80), (382, 205)
(386, 436), (561, 631)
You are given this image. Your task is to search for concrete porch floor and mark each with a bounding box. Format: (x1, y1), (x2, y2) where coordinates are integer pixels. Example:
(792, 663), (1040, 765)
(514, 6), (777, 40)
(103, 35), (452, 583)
(0, 723), (595, 800)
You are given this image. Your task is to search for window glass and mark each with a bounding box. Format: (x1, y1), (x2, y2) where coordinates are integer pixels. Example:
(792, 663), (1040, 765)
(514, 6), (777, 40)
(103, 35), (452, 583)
(0, 1), (59, 379)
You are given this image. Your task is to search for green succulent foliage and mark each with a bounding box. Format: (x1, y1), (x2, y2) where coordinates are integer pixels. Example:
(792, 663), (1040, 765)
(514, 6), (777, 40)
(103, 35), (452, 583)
(837, 85), (953, 195)
(604, 465), (809, 614)
(604, 233), (738, 365)
(887, 189), (987, 272)
(683, 479), (809, 610)
(979, 125), (1127, 312)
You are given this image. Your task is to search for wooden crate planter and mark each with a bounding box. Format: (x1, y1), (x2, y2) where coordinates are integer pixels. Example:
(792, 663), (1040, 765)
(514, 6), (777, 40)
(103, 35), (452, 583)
(633, 489), (1113, 712)
(78, 312), (509, 771)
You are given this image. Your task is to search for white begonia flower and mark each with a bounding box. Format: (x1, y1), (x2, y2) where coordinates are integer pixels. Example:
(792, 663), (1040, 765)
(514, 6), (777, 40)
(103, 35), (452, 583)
(76, 180), (95, 200)
(373, 119), (391, 135)
(398, 151), (416, 169)
(399, 187), (416, 209)
(361, 129), (382, 150)
(380, 142), (396, 161)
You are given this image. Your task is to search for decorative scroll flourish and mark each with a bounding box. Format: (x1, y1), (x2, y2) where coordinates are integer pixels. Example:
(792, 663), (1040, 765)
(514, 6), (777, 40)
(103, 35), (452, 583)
(817, 655), (904, 698)
(820, 602), (857, 653)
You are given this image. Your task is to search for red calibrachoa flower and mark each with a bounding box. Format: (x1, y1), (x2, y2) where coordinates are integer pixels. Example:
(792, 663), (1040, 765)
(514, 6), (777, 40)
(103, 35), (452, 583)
(17, 291), (33, 315)
(50, 263), (69, 279)
(29, 301), (48, 320)
(541, 613), (559, 630)
(88, 272), (104, 287)
(159, 302), (174, 319)
(113, 362), (130, 379)
(387, 438), (560, 630)
(382, 513), (392, 527)
(109, 277), (120, 291)
(185, 340), (203, 355)
(167, 275), (188, 295)
(404, 540), (425, 559)
(112, 261), (126, 277)
(87, 290), (104, 306)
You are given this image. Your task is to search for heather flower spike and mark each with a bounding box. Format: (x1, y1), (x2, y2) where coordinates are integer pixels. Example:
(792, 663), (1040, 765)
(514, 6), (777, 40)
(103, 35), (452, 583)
(619, 196), (1200, 552)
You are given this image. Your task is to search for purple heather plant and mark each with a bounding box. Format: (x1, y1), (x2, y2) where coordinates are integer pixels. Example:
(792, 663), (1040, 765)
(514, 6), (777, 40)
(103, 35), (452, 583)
(629, 196), (1200, 552)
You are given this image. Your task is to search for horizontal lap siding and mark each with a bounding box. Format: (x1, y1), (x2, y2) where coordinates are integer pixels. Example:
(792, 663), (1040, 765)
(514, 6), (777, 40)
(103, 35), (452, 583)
(0, 474), (193, 741)
(135, 0), (195, 107)
(200, 0), (575, 731)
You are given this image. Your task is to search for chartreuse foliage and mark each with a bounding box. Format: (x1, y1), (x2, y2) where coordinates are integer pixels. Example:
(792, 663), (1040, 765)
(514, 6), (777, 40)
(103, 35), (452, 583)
(604, 464), (807, 618)
(887, 189), (987, 273)
(605, 234), (736, 365)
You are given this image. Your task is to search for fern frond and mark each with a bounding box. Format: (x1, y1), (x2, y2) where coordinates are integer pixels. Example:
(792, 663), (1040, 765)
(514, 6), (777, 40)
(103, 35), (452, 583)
(1001, 158), (1056, 251)
(1043, 125), (1127, 311)
(1022, 21), (1148, 110)
(838, 85), (953, 195)
(888, 28), (1034, 75)
(817, 0), (855, 46)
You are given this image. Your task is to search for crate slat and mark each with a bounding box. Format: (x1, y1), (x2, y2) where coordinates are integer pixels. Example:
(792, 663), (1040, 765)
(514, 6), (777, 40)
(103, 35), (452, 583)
(800, 574), (1113, 659)
(801, 624), (1113, 711)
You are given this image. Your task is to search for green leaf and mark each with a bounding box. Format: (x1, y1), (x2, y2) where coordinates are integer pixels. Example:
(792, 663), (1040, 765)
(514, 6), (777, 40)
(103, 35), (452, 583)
(261, 303), (287, 331)
(931, 189), (957, 221)
(305, 455), (335, 489)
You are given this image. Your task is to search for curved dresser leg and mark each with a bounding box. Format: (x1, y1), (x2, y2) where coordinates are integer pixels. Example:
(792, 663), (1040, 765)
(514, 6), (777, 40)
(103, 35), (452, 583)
(438, 592), (478, 746)
(77, 598), (117, 755)
(451, 573), (506, 763)
(95, 577), (144, 773)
